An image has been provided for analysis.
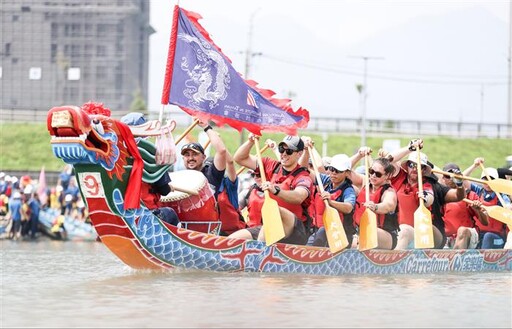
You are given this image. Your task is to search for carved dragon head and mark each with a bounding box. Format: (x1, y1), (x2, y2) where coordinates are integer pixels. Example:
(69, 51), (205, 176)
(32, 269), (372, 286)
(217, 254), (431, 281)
(47, 103), (128, 180)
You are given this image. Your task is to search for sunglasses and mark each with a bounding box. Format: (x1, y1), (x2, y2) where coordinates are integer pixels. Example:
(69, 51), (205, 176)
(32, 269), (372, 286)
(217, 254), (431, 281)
(369, 168), (385, 178)
(326, 166), (343, 174)
(278, 145), (296, 155)
(408, 162), (426, 170)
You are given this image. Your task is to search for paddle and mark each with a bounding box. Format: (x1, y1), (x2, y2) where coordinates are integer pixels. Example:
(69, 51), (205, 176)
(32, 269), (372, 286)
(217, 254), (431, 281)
(462, 198), (512, 227)
(478, 163), (512, 228)
(241, 207), (249, 223)
(174, 119), (200, 144)
(236, 144), (270, 176)
(310, 146), (324, 169)
(413, 151), (434, 248)
(254, 139), (285, 245)
(432, 168), (512, 196)
(358, 154), (378, 251)
(307, 146), (348, 253)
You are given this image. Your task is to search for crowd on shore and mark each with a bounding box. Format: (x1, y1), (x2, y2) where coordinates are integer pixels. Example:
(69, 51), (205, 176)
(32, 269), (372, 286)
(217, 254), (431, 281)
(0, 165), (89, 241)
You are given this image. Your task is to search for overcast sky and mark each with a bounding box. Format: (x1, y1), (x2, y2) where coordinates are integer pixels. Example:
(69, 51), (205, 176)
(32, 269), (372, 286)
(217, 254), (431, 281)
(148, 0), (510, 124)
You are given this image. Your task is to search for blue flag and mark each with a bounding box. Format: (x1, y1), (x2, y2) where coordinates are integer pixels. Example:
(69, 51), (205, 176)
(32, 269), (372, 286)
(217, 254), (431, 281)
(161, 6), (309, 136)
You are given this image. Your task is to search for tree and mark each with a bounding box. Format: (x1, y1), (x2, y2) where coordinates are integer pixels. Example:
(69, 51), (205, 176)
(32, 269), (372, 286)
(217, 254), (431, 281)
(130, 89), (148, 114)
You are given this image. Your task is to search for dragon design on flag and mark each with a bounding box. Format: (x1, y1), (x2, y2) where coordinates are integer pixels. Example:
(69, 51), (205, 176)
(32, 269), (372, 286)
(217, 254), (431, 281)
(179, 34), (230, 109)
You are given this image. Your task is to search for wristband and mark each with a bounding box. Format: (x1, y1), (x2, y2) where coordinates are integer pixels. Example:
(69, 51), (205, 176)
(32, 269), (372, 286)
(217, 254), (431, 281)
(273, 186), (281, 196)
(203, 125), (213, 132)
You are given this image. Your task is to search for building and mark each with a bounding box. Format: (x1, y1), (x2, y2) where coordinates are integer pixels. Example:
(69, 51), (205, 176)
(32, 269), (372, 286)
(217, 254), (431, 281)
(0, 0), (153, 114)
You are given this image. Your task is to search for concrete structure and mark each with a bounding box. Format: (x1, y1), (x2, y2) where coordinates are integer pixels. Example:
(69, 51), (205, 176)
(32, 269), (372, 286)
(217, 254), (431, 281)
(0, 0), (153, 114)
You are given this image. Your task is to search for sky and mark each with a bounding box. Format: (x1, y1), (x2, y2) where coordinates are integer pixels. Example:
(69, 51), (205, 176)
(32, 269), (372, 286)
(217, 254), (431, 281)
(148, 0), (510, 125)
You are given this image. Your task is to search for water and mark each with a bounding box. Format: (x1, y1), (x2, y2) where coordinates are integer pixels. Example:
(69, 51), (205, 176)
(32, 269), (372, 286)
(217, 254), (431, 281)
(2, 240), (511, 328)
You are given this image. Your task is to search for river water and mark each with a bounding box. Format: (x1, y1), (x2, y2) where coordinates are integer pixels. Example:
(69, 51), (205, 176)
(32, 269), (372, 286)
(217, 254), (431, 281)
(1, 239), (511, 328)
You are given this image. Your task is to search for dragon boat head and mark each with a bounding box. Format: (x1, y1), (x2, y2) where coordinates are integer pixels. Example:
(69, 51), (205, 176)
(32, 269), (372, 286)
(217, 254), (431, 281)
(47, 103), (123, 171)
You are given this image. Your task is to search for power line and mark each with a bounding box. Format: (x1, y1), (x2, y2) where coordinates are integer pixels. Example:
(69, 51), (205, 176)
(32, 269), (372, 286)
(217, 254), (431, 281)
(260, 54), (508, 86)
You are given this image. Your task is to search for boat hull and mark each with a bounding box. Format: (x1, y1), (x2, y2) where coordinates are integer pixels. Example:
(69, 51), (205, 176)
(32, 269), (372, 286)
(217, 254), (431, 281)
(92, 206), (512, 275)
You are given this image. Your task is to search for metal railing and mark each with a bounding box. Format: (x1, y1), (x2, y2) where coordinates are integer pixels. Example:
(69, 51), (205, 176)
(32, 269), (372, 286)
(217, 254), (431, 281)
(1, 107), (511, 139)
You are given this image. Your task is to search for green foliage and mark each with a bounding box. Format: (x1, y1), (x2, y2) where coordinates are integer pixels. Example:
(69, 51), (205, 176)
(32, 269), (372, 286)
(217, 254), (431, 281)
(1, 123), (511, 176)
(129, 89), (147, 114)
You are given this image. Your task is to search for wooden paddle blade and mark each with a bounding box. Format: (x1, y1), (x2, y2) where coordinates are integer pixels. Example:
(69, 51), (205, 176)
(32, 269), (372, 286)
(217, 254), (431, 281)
(485, 205), (512, 227)
(414, 205), (434, 248)
(323, 205), (349, 253)
(358, 209), (378, 251)
(262, 196), (285, 245)
(241, 207), (249, 224)
(488, 179), (512, 196)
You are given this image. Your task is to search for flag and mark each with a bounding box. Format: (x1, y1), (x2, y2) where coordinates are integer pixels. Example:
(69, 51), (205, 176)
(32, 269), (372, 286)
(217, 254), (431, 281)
(161, 5), (309, 136)
(37, 166), (48, 206)
(246, 90), (258, 109)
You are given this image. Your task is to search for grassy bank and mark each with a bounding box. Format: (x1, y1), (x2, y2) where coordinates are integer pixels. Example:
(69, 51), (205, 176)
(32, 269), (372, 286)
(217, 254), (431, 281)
(1, 123), (511, 175)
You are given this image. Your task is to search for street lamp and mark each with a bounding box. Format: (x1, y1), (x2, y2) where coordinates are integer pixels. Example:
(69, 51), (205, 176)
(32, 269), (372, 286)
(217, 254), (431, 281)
(349, 55), (384, 148)
(240, 8), (261, 146)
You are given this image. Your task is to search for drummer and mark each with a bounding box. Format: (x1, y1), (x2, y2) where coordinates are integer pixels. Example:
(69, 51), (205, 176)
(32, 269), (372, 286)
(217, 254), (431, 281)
(180, 118), (227, 198)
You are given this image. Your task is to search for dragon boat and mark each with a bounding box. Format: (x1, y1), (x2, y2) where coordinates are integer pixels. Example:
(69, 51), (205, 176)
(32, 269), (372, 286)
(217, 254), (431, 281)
(46, 105), (512, 276)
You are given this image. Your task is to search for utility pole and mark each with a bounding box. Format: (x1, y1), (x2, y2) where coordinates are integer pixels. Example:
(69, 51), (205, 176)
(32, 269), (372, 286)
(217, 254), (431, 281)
(240, 8), (261, 146)
(349, 55), (384, 148)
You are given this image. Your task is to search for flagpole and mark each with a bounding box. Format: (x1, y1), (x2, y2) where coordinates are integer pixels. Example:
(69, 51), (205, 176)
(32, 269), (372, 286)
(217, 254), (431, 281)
(240, 8), (261, 145)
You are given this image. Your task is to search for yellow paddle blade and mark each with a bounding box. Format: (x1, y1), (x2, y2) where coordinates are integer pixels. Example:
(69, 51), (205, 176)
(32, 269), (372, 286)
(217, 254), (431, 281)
(414, 205), (434, 248)
(485, 205), (512, 227)
(488, 179), (512, 196)
(323, 205), (349, 253)
(241, 207), (249, 224)
(262, 196), (285, 246)
(359, 209), (378, 251)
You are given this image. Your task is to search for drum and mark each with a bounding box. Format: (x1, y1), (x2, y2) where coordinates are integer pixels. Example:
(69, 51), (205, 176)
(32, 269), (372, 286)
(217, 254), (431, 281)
(160, 170), (220, 234)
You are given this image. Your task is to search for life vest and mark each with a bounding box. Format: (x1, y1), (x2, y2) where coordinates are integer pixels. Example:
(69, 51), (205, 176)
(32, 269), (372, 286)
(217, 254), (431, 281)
(268, 163), (312, 223)
(217, 180), (247, 235)
(475, 190), (505, 236)
(443, 191), (479, 237)
(246, 184), (264, 228)
(139, 182), (162, 210)
(354, 184), (399, 233)
(313, 180), (355, 236)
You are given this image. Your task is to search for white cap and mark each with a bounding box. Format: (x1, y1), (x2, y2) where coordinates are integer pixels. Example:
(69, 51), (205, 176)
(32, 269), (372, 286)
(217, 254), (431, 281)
(0, 172), (5, 179)
(481, 167), (498, 180)
(330, 154), (351, 172)
(407, 152), (428, 166)
(322, 156), (332, 168)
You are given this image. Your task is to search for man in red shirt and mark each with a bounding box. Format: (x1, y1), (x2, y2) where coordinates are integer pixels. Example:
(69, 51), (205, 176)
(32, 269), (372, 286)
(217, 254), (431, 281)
(230, 134), (313, 245)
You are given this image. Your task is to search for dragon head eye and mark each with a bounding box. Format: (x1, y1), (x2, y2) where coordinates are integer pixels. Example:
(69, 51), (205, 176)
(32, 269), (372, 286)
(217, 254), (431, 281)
(91, 118), (104, 135)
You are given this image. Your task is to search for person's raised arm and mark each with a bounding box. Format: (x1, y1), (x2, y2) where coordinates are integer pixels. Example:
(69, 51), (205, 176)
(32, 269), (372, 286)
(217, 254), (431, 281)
(463, 157), (484, 177)
(225, 150), (237, 182)
(348, 146), (371, 189)
(233, 133), (258, 171)
(198, 119), (227, 171)
(298, 136), (314, 168)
